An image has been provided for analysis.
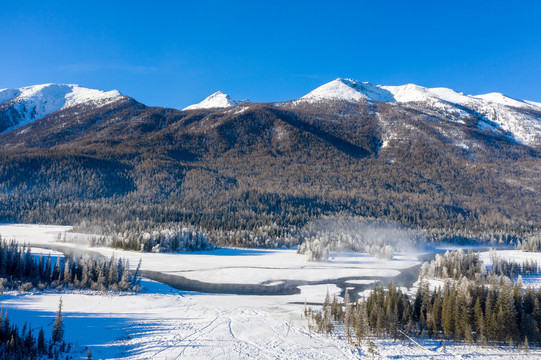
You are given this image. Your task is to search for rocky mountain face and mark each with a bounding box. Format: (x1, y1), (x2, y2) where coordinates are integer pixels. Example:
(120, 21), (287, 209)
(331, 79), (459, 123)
(0, 80), (539, 245)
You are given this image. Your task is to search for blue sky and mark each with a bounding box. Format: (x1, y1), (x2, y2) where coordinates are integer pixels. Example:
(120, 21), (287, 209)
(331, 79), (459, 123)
(1, 1), (540, 108)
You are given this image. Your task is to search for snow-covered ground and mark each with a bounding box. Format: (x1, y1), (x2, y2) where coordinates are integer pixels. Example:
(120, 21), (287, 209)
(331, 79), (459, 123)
(0, 224), (419, 287)
(479, 249), (541, 266)
(1, 224), (539, 359)
(2, 282), (354, 359)
(4, 285), (538, 360)
(479, 249), (541, 288)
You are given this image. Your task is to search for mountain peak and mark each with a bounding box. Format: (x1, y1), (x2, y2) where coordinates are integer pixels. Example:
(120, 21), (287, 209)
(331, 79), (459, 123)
(294, 78), (541, 146)
(183, 91), (248, 110)
(473, 92), (540, 109)
(0, 83), (123, 133)
(298, 78), (395, 103)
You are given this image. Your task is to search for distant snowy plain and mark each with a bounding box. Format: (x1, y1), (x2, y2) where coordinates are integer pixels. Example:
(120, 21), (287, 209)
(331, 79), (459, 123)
(1, 224), (539, 359)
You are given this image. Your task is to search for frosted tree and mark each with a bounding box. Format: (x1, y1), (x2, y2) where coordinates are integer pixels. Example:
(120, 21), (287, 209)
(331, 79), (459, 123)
(80, 263), (89, 288)
(108, 254), (118, 284)
(118, 259), (131, 291)
(344, 289), (352, 343)
(132, 258), (142, 287)
(63, 259), (71, 285)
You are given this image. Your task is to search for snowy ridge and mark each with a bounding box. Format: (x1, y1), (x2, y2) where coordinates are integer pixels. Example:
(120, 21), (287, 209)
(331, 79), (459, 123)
(184, 91), (248, 110)
(298, 78), (541, 110)
(0, 88), (22, 104)
(0, 83), (123, 132)
(298, 78), (393, 103)
(296, 78), (541, 146)
(2, 80), (540, 146)
(476, 92), (540, 109)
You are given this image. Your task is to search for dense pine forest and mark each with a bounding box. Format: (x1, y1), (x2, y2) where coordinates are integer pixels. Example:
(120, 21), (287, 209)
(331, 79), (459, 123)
(0, 239), (138, 359)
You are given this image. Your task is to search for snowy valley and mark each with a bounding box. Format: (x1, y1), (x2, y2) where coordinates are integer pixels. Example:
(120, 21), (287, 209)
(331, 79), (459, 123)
(2, 225), (541, 359)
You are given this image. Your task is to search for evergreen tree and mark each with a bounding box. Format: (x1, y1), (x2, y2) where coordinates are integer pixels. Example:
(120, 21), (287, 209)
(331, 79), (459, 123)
(473, 297), (485, 342)
(485, 290), (497, 342)
(52, 257), (60, 284)
(132, 258), (142, 287)
(118, 259), (131, 291)
(355, 301), (369, 343)
(38, 327), (46, 354)
(456, 279), (473, 341)
(52, 297), (64, 344)
(344, 289), (352, 343)
(80, 263), (89, 289)
(63, 259), (71, 285)
(496, 284), (518, 343)
(97, 263), (106, 292)
(108, 254), (118, 284)
(45, 255), (52, 281)
(441, 283), (455, 339)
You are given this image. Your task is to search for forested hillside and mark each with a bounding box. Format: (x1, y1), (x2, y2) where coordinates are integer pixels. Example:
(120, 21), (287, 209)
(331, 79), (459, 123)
(0, 87), (539, 248)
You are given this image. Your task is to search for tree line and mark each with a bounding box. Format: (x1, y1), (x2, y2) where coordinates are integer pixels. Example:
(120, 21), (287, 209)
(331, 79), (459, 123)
(0, 238), (141, 292)
(419, 249), (539, 282)
(297, 217), (421, 261)
(518, 232), (541, 252)
(308, 248), (541, 349)
(0, 298), (69, 360)
(307, 279), (541, 349)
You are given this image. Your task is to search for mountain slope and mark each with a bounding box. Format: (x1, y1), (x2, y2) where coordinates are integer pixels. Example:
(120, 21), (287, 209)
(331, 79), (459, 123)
(0, 96), (146, 149)
(0, 80), (539, 246)
(295, 78), (541, 147)
(0, 83), (123, 133)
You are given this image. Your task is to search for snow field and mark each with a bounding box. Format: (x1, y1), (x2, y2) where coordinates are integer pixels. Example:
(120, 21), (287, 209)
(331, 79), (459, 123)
(0, 224), (419, 286)
(2, 225), (540, 359)
(1, 282), (356, 359)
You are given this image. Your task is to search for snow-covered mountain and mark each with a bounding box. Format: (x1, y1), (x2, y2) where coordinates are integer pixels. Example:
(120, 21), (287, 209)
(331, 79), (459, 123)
(298, 78), (395, 103)
(297, 78), (541, 146)
(1, 80), (539, 149)
(0, 83), (123, 132)
(184, 91), (248, 110)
